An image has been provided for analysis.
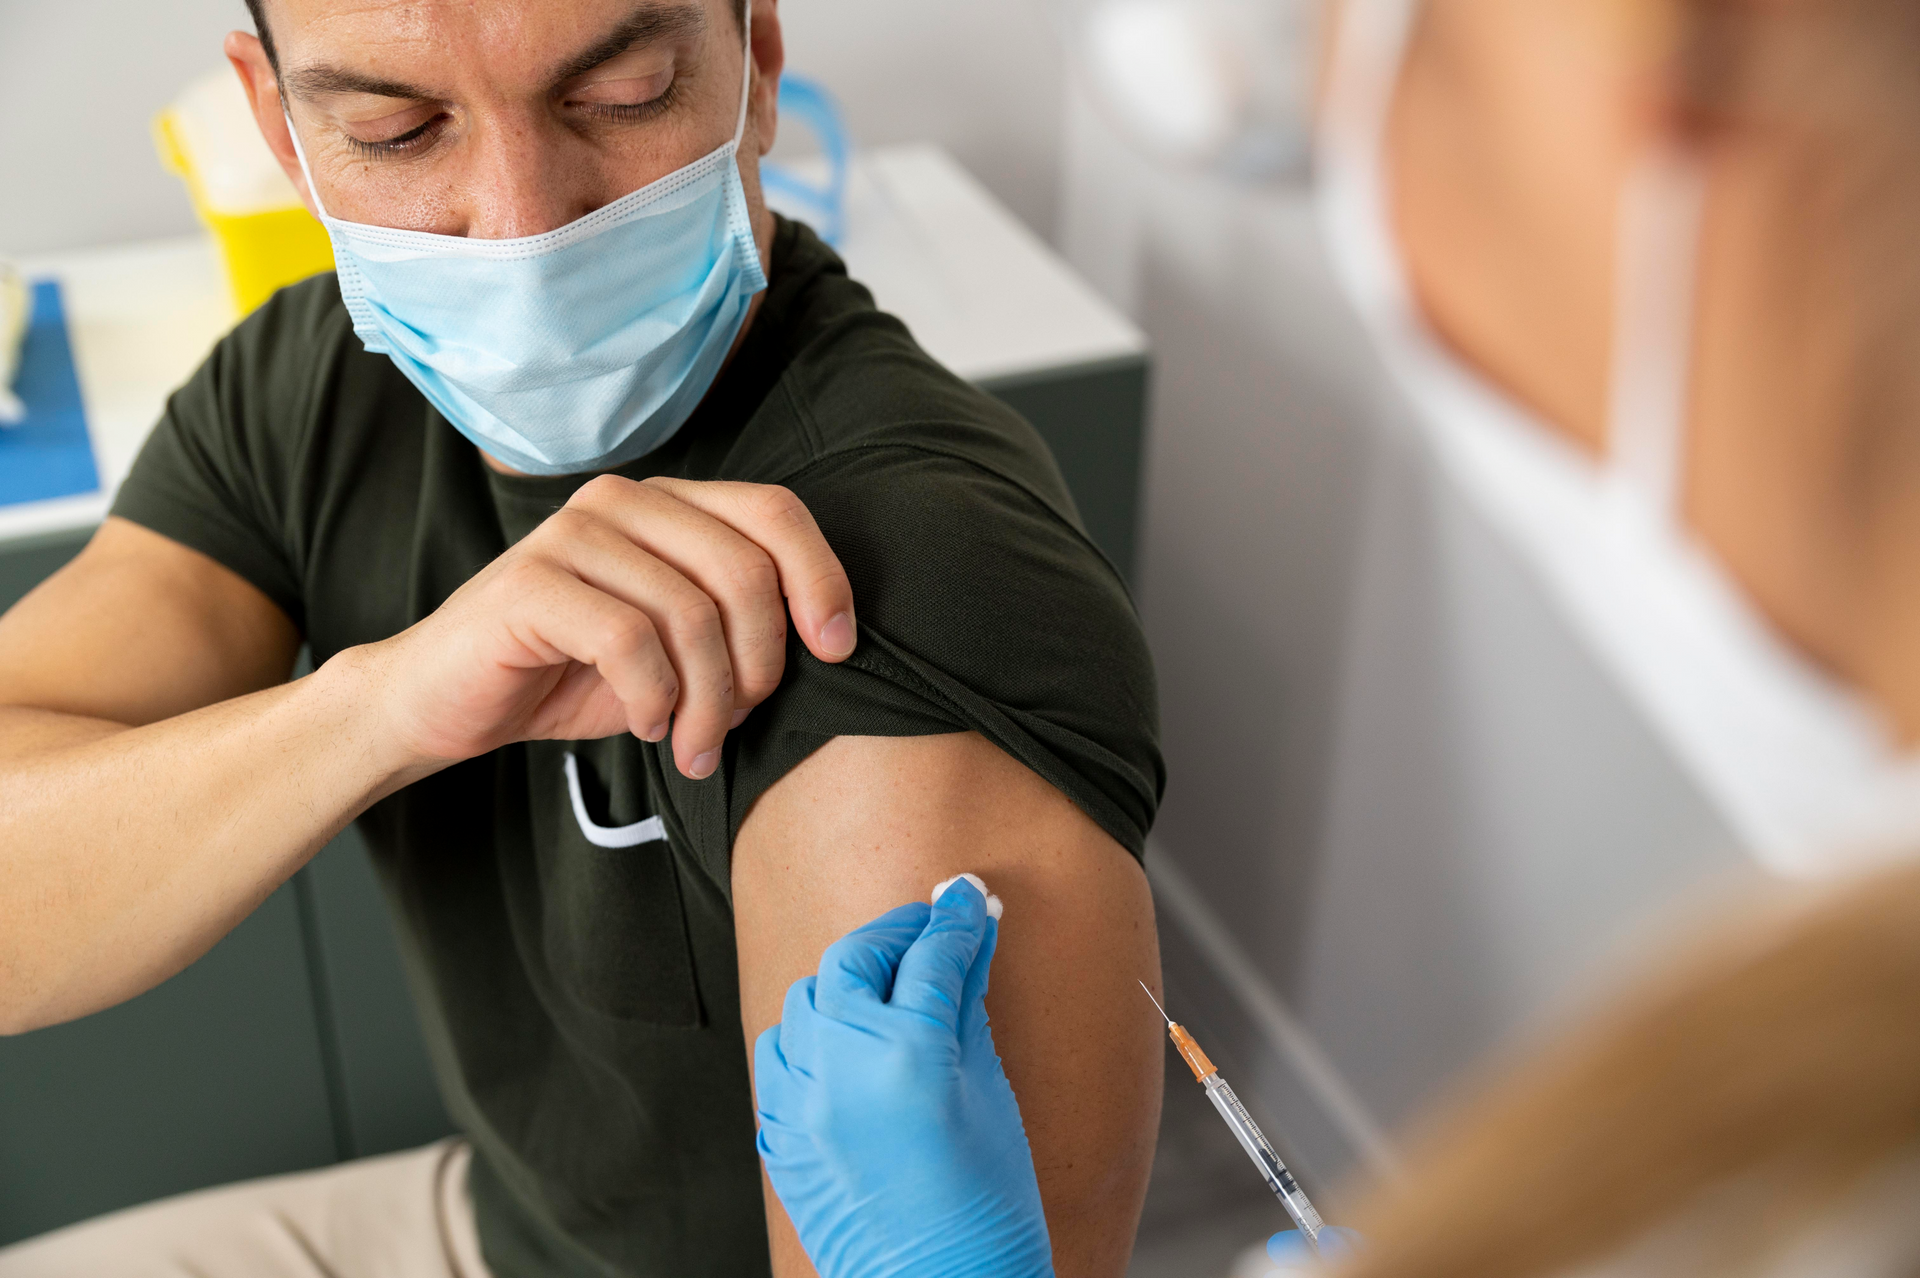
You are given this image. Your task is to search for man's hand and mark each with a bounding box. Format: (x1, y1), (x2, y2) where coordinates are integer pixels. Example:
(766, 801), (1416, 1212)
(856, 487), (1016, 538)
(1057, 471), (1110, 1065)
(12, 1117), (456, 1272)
(0, 477), (853, 1031)
(364, 475), (857, 779)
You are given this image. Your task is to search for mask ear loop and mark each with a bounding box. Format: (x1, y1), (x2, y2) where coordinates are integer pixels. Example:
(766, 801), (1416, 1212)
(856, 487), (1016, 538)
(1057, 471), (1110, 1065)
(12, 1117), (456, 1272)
(281, 98), (336, 223)
(1606, 146), (1707, 526)
(729, 1), (756, 151)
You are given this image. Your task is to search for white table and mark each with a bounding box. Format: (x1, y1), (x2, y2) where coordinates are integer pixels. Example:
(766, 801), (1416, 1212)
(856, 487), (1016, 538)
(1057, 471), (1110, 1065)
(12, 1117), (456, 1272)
(811, 144), (1144, 384)
(5, 144), (1146, 551)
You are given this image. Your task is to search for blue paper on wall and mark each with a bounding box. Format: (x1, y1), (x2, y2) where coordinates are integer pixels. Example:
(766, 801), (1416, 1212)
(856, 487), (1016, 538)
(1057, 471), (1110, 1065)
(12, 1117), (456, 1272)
(0, 280), (101, 508)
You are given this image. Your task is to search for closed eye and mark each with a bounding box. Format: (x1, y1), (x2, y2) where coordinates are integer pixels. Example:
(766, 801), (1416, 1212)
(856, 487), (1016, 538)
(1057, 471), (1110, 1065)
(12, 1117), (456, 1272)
(346, 113), (448, 159)
(569, 76), (681, 123)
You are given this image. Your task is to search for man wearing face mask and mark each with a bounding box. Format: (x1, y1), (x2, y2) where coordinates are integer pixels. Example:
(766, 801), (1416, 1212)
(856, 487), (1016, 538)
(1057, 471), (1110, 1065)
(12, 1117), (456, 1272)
(0, 1), (1165, 1276)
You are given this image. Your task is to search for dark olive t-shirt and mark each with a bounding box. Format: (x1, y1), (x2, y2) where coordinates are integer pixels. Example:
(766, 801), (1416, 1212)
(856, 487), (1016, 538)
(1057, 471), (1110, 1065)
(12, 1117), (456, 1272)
(111, 218), (1162, 1278)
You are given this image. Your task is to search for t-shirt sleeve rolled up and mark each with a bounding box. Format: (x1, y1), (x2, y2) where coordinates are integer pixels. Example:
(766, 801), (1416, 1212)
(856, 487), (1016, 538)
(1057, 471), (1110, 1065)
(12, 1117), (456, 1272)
(722, 440), (1164, 862)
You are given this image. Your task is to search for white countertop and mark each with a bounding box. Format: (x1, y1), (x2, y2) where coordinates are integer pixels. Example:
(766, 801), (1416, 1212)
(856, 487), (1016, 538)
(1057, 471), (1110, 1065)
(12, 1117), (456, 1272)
(2, 238), (232, 543)
(2, 143), (1144, 545)
(813, 144), (1145, 385)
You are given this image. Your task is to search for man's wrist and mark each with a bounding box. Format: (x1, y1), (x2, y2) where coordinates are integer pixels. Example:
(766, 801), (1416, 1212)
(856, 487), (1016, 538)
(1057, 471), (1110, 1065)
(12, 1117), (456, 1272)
(303, 640), (453, 802)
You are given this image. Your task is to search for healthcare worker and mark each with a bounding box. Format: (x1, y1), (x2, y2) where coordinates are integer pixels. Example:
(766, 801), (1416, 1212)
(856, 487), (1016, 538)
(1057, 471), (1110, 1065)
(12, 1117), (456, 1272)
(759, 863), (1920, 1278)
(753, 876), (1361, 1278)
(1062, 0), (1920, 1166)
(757, 0), (1920, 1272)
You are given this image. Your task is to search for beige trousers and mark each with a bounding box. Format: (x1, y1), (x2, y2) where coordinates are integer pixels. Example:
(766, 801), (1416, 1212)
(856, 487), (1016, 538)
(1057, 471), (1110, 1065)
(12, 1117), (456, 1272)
(0, 1140), (490, 1278)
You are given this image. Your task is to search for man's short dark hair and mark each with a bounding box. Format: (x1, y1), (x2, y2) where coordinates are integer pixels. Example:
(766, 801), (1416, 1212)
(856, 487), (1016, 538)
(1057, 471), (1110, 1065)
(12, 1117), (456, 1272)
(242, 0), (749, 76)
(242, 0), (278, 70)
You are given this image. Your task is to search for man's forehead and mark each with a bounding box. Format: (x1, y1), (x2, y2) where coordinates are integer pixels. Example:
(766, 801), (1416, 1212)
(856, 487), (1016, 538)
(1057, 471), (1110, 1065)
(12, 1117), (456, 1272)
(266, 0), (720, 86)
(268, 0), (715, 32)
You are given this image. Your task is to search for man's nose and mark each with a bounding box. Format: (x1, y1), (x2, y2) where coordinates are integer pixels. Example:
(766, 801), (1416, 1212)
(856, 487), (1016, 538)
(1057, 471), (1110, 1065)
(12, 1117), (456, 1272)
(460, 120), (599, 240)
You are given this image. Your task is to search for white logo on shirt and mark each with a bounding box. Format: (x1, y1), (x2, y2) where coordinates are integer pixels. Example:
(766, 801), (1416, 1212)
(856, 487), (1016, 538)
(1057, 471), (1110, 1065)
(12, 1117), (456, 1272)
(563, 752), (668, 849)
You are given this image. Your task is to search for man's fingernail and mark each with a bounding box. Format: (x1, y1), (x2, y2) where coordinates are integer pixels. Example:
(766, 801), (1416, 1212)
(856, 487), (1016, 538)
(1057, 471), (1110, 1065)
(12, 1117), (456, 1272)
(690, 749), (720, 779)
(730, 708), (749, 729)
(646, 721), (670, 742)
(819, 612), (856, 658)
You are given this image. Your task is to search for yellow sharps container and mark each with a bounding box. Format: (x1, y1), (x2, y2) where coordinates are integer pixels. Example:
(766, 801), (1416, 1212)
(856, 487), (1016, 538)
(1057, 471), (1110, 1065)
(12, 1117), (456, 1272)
(155, 70), (336, 318)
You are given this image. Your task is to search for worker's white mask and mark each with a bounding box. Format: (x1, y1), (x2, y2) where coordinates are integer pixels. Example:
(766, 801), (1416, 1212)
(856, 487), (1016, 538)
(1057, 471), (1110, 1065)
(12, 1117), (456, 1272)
(1315, 0), (1920, 875)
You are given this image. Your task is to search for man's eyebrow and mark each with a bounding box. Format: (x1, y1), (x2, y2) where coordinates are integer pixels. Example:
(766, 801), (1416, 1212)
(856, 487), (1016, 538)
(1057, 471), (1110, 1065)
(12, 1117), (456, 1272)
(282, 65), (434, 102)
(547, 2), (709, 88)
(278, 3), (709, 104)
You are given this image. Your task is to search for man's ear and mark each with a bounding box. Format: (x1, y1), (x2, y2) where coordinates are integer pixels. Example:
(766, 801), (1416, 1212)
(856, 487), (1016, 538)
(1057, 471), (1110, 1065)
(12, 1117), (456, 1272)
(224, 30), (321, 217)
(748, 0), (785, 158)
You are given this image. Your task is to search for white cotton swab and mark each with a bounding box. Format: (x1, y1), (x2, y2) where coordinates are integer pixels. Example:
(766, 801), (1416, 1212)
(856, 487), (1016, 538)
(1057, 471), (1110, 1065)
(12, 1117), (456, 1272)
(930, 872), (1004, 920)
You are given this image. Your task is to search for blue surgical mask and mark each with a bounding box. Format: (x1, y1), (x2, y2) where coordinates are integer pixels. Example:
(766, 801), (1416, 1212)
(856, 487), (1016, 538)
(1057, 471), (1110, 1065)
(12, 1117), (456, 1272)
(288, 10), (767, 476)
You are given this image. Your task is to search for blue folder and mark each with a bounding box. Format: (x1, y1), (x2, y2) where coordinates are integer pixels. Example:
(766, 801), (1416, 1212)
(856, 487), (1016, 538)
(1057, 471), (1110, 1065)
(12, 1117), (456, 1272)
(0, 280), (101, 508)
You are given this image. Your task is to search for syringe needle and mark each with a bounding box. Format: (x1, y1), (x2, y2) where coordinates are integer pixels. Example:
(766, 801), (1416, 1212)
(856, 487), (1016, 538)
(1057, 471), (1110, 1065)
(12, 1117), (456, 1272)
(1140, 980), (1173, 1026)
(1141, 984), (1327, 1251)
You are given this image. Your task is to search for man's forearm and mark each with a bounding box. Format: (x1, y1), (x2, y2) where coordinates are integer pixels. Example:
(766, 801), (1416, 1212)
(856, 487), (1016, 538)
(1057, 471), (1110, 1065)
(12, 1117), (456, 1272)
(0, 646), (437, 1034)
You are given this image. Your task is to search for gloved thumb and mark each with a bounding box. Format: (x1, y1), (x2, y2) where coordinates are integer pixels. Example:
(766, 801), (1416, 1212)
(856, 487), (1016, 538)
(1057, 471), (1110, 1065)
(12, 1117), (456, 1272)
(955, 913), (999, 1046)
(890, 876), (991, 1033)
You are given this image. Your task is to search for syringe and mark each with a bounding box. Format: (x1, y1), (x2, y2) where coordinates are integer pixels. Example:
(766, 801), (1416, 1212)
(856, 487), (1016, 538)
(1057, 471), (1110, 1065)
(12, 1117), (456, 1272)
(1141, 982), (1326, 1253)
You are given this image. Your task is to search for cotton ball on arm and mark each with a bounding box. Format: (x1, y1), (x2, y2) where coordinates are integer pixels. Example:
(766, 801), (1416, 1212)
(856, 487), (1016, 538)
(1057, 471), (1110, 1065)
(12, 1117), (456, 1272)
(931, 872), (1004, 920)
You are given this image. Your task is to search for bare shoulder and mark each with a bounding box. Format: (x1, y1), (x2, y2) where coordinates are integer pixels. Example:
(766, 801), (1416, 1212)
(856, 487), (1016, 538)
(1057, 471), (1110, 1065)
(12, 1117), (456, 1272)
(734, 732), (1163, 1278)
(733, 732), (1154, 986)
(0, 516), (298, 726)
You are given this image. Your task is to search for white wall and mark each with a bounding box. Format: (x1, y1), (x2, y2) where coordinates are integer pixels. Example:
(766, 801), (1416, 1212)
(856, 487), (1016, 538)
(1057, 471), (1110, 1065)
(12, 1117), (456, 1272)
(0, 0), (242, 253)
(777, 0), (1066, 241)
(0, 0), (1067, 255)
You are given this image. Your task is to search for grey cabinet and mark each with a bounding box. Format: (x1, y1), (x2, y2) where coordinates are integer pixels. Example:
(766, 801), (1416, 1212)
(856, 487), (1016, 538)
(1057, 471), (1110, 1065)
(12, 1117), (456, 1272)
(0, 828), (452, 1247)
(986, 357), (1149, 581)
(0, 885), (339, 1243)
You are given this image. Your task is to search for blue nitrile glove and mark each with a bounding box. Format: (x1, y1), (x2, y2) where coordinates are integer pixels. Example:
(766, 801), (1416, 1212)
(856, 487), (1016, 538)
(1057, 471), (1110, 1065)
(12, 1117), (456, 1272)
(1267, 1227), (1365, 1273)
(753, 878), (1053, 1278)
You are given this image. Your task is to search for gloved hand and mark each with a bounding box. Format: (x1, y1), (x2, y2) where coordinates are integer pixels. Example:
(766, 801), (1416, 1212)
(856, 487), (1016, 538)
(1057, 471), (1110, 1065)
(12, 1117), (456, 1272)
(1266, 1227), (1365, 1273)
(753, 877), (1053, 1278)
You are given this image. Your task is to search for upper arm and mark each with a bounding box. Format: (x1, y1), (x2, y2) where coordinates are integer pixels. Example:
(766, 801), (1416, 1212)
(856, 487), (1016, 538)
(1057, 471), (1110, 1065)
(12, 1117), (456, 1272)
(0, 516), (299, 732)
(733, 731), (1165, 1278)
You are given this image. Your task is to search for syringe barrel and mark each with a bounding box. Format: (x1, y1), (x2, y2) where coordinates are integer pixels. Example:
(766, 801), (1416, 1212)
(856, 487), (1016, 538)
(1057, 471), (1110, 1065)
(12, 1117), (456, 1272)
(1202, 1075), (1325, 1243)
